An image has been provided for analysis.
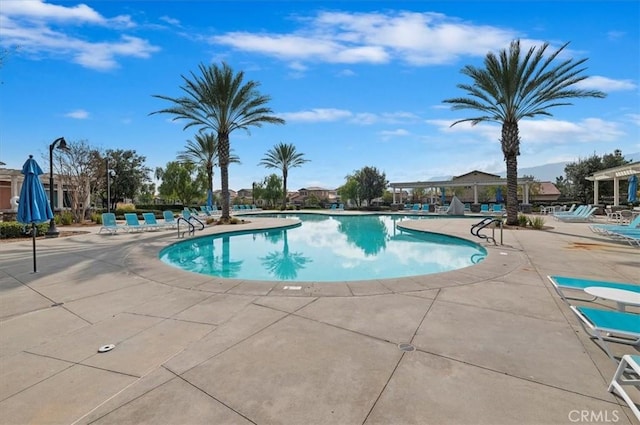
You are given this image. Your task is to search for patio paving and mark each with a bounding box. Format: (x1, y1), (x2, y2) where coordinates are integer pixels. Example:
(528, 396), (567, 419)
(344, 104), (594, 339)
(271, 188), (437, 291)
(0, 212), (638, 424)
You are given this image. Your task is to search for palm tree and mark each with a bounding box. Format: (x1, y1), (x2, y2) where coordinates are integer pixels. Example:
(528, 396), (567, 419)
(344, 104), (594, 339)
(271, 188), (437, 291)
(443, 40), (605, 225)
(151, 62), (285, 221)
(177, 132), (240, 206)
(259, 142), (309, 210)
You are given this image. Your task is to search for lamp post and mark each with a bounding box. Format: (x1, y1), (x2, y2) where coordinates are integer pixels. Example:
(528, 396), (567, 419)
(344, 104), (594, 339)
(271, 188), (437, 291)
(106, 159), (116, 213)
(46, 137), (68, 237)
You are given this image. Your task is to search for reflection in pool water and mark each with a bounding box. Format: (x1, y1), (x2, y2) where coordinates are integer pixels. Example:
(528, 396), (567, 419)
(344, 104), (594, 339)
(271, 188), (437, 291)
(159, 214), (486, 282)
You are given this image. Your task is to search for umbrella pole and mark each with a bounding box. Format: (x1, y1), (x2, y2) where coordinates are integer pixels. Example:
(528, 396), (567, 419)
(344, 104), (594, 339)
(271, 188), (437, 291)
(32, 223), (37, 273)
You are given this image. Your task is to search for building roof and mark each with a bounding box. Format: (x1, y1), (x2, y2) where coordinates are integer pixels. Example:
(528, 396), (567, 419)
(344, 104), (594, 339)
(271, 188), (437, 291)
(538, 182), (561, 196)
(453, 170), (501, 180)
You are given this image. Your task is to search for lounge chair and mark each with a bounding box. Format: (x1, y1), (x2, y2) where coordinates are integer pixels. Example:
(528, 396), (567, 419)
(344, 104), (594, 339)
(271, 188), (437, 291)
(412, 204), (420, 212)
(162, 210), (178, 229)
(555, 206), (597, 222)
(547, 275), (640, 303)
(492, 204), (503, 214)
(553, 205), (587, 218)
(480, 204), (490, 213)
(98, 213), (124, 234)
(606, 229), (640, 247)
(569, 306), (640, 363)
(421, 204), (430, 213)
(123, 213), (153, 232)
(590, 215), (640, 234)
(608, 354), (640, 421)
(142, 212), (166, 230)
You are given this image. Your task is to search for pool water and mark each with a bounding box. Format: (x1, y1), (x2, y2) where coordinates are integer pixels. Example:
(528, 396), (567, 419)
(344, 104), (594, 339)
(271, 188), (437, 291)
(159, 214), (486, 282)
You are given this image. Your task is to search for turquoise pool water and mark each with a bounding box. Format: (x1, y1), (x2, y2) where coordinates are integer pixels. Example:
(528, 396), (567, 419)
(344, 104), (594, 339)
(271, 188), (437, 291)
(159, 214), (486, 282)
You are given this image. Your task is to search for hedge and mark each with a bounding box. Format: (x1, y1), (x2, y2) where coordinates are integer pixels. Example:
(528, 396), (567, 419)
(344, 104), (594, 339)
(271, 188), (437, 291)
(0, 222), (50, 239)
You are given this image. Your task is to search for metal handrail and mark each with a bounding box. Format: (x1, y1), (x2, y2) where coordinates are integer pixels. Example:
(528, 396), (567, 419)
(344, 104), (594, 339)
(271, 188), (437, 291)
(176, 217), (195, 238)
(470, 217), (503, 245)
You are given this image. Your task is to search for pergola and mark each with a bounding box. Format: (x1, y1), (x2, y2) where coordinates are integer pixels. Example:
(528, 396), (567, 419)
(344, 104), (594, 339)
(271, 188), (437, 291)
(388, 177), (535, 205)
(586, 161), (640, 206)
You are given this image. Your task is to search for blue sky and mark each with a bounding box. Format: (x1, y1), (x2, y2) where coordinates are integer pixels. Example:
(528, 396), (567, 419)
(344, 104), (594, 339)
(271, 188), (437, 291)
(1, 1), (638, 191)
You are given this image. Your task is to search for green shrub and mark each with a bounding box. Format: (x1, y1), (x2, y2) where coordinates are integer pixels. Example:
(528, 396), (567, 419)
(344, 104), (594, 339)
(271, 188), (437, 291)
(91, 212), (102, 224)
(517, 214), (528, 227)
(60, 211), (74, 225)
(529, 216), (545, 230)
(0, 221), (49, 239)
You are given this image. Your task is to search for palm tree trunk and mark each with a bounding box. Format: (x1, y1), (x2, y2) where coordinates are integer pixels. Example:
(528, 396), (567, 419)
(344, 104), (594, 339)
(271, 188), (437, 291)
(501, 122), (520, 226)
(219, 133), (230, 220)
(282, 169), (288, 210)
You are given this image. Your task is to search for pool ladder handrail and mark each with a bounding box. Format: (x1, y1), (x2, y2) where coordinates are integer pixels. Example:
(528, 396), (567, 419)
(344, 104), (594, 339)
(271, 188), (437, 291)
(470, 217), (503, 245)
(177, 215), (205, 238)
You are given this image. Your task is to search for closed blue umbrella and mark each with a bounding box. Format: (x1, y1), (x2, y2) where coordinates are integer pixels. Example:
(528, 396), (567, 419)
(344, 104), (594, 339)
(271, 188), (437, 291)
(207, 189), (213, 209)
(628, 174), (638, 203)
(440, 187), (446, 205)
(17, 155), (53, 273)
(495, 187), (504, 203)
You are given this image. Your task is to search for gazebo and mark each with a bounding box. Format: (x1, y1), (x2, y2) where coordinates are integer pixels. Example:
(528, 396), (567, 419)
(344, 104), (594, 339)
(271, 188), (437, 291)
(585, 161), (640, 206)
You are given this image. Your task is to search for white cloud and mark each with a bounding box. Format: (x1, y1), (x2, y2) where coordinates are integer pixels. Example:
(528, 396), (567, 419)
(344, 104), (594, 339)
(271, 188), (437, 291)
(210, 10), (525, 68)
(379, 128), (410, 140)
(576, 76), (636, 92)
(625, 113), (640, 126)
(279, 108), (353, 122)
(0, 1), (158, 70)
(159, 16), (181, 27)
(427, 117), (625, 146)
(65, 109), (89, 119)
(1, 0), (133, 27)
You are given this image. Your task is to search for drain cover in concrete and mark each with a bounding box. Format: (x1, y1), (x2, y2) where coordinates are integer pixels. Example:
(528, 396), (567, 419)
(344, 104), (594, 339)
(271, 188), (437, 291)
(398, 343), (415, 352)
(98, 344), (115, 353)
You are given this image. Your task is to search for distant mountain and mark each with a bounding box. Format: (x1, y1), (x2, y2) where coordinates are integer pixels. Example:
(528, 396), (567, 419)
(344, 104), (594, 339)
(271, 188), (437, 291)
(498, 152), (640, 182)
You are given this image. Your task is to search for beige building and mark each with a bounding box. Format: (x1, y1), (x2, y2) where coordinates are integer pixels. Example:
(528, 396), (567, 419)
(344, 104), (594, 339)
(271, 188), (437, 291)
(0, 167), (69, 214)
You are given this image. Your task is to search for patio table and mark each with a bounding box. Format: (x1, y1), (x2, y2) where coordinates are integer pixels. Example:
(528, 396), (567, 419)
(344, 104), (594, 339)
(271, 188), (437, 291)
(584, 287), (640, 312)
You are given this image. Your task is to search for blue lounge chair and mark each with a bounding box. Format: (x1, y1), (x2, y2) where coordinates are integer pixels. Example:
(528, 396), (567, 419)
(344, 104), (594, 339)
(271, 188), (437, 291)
(607, 229), (640, 247)
(492, 204), (503, 214)
(124, 213), (153, 232)
(412, 204), (420, 211)
(162, 210), (178, 229)
(590, 215), (640, 234)
(555, 206), (597, 222)
(570, 306), (640, 363)
(98, 213), (124, 234)
(547, 275), (640, 303)
(480, 204), (490, 213)
(608, 354), (640, 421)
(142, 212), (166, 230)
(421, 204), (430, 213)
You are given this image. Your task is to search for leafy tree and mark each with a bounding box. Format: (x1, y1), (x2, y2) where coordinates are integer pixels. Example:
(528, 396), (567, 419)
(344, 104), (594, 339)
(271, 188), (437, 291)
(157, 161), (206, 205)
(443, 40), (605, 225)
(52, 139), (100, 222)
(337, 175), (361, 207)
(103, 149), (152, 209)
(177, 132), (240, 200)
(137, 182), (156, 204)
(254, 174), (283, 208)
(259, 142), (309, 210)
(355, 166), (388, 207)
(151, 62), (285, 221)
(563, 150), (630, 203)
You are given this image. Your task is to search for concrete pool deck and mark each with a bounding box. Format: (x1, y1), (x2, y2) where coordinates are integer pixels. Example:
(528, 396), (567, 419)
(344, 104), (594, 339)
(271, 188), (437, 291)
(1, 212), (638, 424)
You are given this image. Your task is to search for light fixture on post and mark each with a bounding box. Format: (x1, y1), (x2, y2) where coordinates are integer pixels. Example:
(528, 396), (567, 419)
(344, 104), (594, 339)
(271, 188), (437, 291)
(106, 159), (116, 213)
(46, 137), (68, 238)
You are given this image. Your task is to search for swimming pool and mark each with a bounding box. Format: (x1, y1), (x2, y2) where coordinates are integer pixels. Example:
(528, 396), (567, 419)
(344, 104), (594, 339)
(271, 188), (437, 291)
(159, 214), (486, 282)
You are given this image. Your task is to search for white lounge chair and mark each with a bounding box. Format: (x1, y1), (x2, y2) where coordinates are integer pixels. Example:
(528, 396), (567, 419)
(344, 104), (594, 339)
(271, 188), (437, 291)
(547, 275), (640, 303)
(608, 354), (640, 421)
(569, 306), (640, 363)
